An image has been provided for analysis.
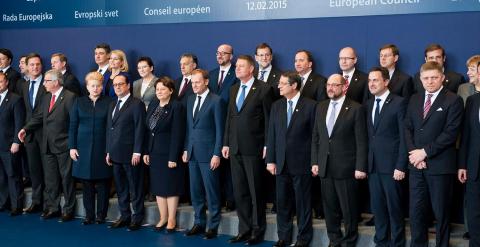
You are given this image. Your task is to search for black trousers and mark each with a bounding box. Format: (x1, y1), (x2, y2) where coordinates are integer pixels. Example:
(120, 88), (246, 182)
(81, 178), (111, 220)
(112, 162), (144, 224)
(0, 151), (24, 209)
(409, 171), (453, 247)
(466, 179), (480, 247)
(24, 137), (44, 206)
(276, 173), (312, 243)
(230, 154), (266, 237)
(43, 150), (75, 214)
(321, 177), (359, 247)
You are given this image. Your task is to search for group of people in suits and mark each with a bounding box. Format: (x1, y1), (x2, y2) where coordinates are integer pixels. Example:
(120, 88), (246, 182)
(0, 41), (479, 247)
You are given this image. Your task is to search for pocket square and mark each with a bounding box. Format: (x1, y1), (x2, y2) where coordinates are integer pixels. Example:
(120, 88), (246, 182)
(436, 108), (443, 111)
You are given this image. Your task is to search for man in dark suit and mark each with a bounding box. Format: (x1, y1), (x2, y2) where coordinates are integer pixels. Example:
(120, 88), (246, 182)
(0, 48), (22, 95)
(51, 53), (82, 96)
(379, 44), (413, 99)
(18, 69), (77, 222)
(366, 67), (407, 247)
(0, 72), (25, 215)
(405, 61), (463, 247)
(294, 50), (327, 102)
(413, 44), (465, 94)
(106, 74), (146, 231)
(19, 53), (46, 214)
(209, 44), (238, 212)
(255, 43), (282, 99)
(222, 55), (274, 245)
(19, 54), (29, 81)
(174, 53), (197, 105)
(93, 43), (112, 95)
(339, 47), (370, 104)
(183, 69), (225, 240)
(311, 74), (367, 247)
(266, 71), (315, 247)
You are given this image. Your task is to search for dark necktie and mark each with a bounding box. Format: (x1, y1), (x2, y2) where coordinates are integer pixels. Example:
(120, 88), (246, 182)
(29, 80), (36, 108)
(98, 68), (103, 74)
(0, 95), (2, 108)
(287, 100), (293, 126)
(374, 98), (381, 129)
(113, 99), (122, 118)
(423, 93), (433, 119)
(179, 78), (189, 96)
(218, 70), (225, 88)
(343, 75), (350, 94)
(149, 104), (162, 130)
(193, 96), (202, 120)
(48, 94), (56, 113)
(259, 70), (267, 81)
(237, 85), (247, 111)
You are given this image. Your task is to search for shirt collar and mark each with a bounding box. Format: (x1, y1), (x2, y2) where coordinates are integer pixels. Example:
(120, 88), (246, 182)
(1, 66), (10, 73)
(52, 87), (64, 98)
(220, 63), (231, 72)
(0, 89), (8, 99)
(197, 88), (210, 98)
(425, 86), (443, 98)
(375, 90), (390, 102)
(117, 93), (131, 102)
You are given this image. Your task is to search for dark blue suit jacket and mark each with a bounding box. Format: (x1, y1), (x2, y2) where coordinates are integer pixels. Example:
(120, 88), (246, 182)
(173, 77), (194, 106)
(0, 91), (25, 151)
(266, 96), (316, 175)
(404, 88), (463, 175)
(185, 92), (225, 163)
(459, 93), (480, 181)
(208, 66), (238, 104)
(106, 95), (146, 164)
(365, 93), (408, 174)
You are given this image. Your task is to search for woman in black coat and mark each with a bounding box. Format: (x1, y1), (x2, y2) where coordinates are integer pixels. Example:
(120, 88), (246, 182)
(143, 76), (185, 232)
(69, 72), (112, 225)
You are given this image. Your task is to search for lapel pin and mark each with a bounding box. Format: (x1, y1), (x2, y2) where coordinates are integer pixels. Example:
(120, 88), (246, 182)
(252, 87), (256, 90)
(295, 109), (299, 112)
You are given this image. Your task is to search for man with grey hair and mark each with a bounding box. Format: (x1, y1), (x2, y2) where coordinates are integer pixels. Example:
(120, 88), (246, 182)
(18, 69), (77, 222)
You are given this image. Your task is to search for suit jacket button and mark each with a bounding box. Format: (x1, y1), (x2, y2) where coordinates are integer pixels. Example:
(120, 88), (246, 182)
(111, 127), (114, 130)
(152, 133), (154, 136)
(420, 128), (423, 131)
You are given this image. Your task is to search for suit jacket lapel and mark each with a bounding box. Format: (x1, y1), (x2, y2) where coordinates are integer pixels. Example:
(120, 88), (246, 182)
(48, 89), (66, 116)
(374, 94), (393, 131)
(366, 98), (374, 129)
(113, 96), (132, 123)
(238, 81), (258, 112)
(287, 97), (303, 132)
(423, 89), (446, 124)
(319, 101), (329, 136)
(0, 92), (9, 111)
(331, 99), (350, 136)
(194, 93), (211, 126)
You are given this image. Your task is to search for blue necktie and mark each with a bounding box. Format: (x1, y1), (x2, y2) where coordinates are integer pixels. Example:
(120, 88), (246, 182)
(374, 98), (381, 129)
(237, 85), (247, 111)
(287, 100), (293, 126)
(29, 80), (36, 108)
(259, 70), (267, 81)
(327, 102), (337, 137)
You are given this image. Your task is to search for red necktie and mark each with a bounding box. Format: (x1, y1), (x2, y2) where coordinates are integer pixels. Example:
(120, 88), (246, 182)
(423, 93), (433, 119)
(179, 78), (189, 96)
(49, 94), (56, 113)
(343, 75), (350, 94)
(218, 70), (225, 88)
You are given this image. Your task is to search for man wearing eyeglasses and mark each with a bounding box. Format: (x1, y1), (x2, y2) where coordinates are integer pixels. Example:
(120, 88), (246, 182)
(379, 44), (413, 99)
(338, 47), (369, 104)
(311, 74), (367, 247)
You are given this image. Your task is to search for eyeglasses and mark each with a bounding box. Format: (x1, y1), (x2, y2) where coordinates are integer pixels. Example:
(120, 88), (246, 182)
(216, 51), (231, 56)
(44, 79), (55, 83)
(112, 82), (127, 87)
(339, 57), (355, 61)
(326, 83), (345, 88)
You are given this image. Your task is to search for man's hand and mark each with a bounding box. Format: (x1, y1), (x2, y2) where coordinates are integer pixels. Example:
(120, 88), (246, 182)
(266, 163), (276, 175)
(458, 169), (467, 184)
(311, 165), (319, 177)
(182, 151), (188, 163)
(409, 149), (427, 166)
(10, 143), (20, 154)
(70, 149), (79, 161)
(105, 153), (112, 166)
(210, 155), (220, 170)
(143, 155), (150, 165)
(393, 169), (405, 181)
(131, 154), (141, 166)
(355, 170), (367, 179)
(222, 146), (229, 159)
(18, 129), (26, 143)
(168, 161), (177, 168)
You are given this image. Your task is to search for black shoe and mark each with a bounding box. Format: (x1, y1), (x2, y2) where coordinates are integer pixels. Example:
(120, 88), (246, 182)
(59, 213), (74, 222)
(364, 217), (375, 226)
(108, 219), (130, 229)
(225, 201), (236, 212)
(204, 229), (218, 239)
(0, 206), (5, 212)
(273, 240), (289, 247)
(245, 236), (263, 245)
(270, 204), (277, 214)
(463, 232), (470, 240)
(294, 240), (309, 247)
(82, 218), (94, 225)
(95, 217), (106, 224)
(147, 194), (156, 202)
(127, 222), (142, 231)
(166, 226), (176, 233)
(41, 211), (61, 219)
(153, 222), (167, 232)
(23, 178), (32, 187)
(24, 204), (42, 214)
(185, 224), (205, 236)
(228, 233), (250, 243)
(10, 208), (23, 217)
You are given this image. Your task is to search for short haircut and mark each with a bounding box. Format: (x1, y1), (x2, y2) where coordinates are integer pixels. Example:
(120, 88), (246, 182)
(110, 49), (129, 72)
(281, 71), (301, 90)
(26, 53), (42, 65)
(154, 76), (175, 92)
(114, 74), (130, 85)
(379, 44), (399, 56)
(420, 61), (444, 74)
(255, 43), (273, 55)
(369, 66), (390, 81)
(85, 71), (104, 85)
(181, 53), (198, 65)
(45, 69), (64, 86)
(237, 55), (255, 67)
(466, 55), (480, 67)
(424, 43), (445, 57)
(95, 43), (111, 54)
(296, 49), (314, 62)
(191, 69), (209, 80)
(51, 53), (67, 63)
(137, 56), (154, 68)
(0, 48), (13, 61)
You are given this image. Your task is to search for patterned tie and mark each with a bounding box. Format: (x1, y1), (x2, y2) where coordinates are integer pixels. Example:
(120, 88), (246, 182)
(423, 93), (433, 119)
(29, 80), (36, 108)
(113, 99), (122, 118)
(179, 78), (189, 96)
(259, 70), (267, 81)
(194, 96), (202, 120)
(327, 101), (338, 137)
(287, 100), (293, 126)
(343, 75), (350, 94)
(48, 94), (56, 113)
(374, 98), (381, 129)
(149, 104), (162, 130)
(237, 85), (247, 111)
(218, 70), (225, 88)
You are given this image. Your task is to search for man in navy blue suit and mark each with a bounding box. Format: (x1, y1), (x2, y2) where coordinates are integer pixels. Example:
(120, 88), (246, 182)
(0, 72), (25, 215)
(365, 67), (407, 247)
(405, 61), (463, 247)
(266, 71), (316, 247)
(93, 43), (112, 95)
(106, 74), (146, 231)
(183, 69), (225, 240)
